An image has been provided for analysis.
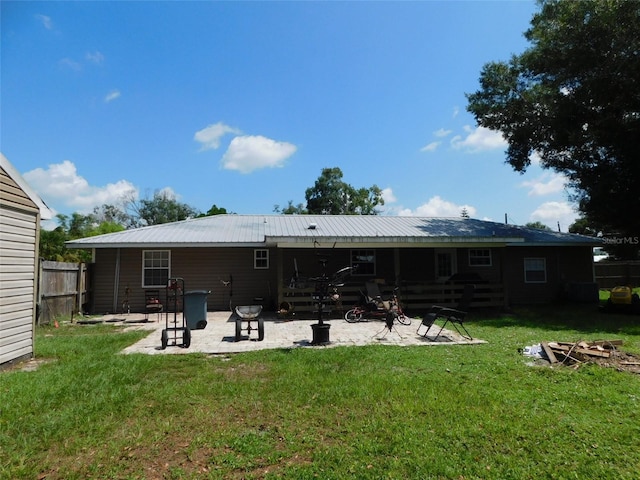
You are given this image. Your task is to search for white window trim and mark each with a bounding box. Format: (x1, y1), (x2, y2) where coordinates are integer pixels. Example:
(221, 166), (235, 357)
(254, 249), (269, 269)
(469, 249), (492, 267)
(142, 250), (171, 288)
(524, 257), (547, 283)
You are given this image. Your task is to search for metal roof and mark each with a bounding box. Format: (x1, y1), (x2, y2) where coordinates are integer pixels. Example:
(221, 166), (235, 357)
(65, 215), (602, 249)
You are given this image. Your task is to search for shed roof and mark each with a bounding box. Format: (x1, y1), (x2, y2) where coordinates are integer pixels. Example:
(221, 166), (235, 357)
(1, 153), (53, 219)
(65, 214), (601, 249)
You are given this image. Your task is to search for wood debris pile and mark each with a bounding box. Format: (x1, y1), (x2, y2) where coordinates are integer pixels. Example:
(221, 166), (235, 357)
(526, 340), (640, 373)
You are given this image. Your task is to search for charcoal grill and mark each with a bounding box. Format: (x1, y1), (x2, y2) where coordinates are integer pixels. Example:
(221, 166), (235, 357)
(234, 305), (264, 341)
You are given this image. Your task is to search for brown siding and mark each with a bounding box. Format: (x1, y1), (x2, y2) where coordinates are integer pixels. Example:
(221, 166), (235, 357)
(503, 246), (594, 304)
(91, 247), (281, 313)
(89, 244), (594, 313)
(280, 249), (352, 285)
(455, 248), (503, 283)
(397, 248), (503, 284)
(92, 249), (118, 314)
(399, 248), (435, 283)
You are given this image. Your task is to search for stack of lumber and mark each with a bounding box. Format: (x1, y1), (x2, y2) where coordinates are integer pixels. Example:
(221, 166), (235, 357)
(541, 340), (622, 366)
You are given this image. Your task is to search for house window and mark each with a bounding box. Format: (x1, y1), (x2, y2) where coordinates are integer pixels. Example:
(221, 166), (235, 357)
(351, 249), (375, 275)
(254, 249), (269, 269)
(143, 250), (170, 287)
(524, 258), (546, 283)
(469, 249), (492, 266)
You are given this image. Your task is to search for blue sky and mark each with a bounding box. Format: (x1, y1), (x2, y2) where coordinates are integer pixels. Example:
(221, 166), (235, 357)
(2, 1), (578, 230)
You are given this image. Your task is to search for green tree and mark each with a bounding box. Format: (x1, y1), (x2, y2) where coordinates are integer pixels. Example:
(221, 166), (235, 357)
(466, 0), (640, 240)
(304, 167), (384, 215)
(273, 200), (307, 215)
(196, 204), (230, 217)
(39, 219), (70, 261)
(525, 221), (552, 231)
(568, 216), (599, 237)
(92, 203), (133, 228)
(131, 190), (200, 226)
(39, 213), (125, 262)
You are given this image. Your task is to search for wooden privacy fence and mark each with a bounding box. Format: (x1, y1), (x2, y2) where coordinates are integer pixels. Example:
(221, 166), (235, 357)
(594, 261), (640, 289)
(38, 260), (89, 325)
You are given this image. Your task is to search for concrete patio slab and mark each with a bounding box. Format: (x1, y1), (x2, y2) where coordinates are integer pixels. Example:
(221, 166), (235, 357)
(94, 311), (485, 355)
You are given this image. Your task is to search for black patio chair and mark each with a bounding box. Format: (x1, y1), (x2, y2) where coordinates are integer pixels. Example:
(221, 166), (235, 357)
(417, 284), (474, 340)
(144, 289), (163, 322)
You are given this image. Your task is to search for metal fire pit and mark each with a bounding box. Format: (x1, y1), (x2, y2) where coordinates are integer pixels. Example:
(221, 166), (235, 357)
(234, 305), (264, 342)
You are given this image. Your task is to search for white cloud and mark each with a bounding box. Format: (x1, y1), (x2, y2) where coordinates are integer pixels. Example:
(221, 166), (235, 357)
(452, 106), (460, 118)
(434, 128), (452, 138)
(221, 135), (296, 174)
(59, 57), (82, 71)
(529, 151), (543, 166)
(398, 195), (477, 217)
(194, 122), (241, 151)
(521, 172), (567, 196)
(451, 125), (507, 153)
(23, 160), (138, 214)
(36, 14), (53, 30)
(155, 186), (180, 201)
(530, 201), (578, 231)
(381, 187), (396, 204)
(104, 90), (121, 103)
(86, 51), (105, 65)
(420, 141), (440, 153)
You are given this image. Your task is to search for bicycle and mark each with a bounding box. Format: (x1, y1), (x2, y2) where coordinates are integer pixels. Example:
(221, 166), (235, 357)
(344, 286), (411, 325)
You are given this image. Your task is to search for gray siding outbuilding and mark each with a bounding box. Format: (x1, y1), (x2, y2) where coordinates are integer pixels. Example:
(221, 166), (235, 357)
(1, 154), (52, 367)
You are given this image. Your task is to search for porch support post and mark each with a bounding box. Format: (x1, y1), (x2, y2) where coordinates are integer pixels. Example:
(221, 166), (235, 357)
(276, 249), (284, 310)
(394, 248), (401, 286)
(112, 248), (121, 314)
(501, 248), (509, 308)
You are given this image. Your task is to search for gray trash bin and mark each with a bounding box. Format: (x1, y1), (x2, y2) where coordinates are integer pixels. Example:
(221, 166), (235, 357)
(184, 290), (210, 329)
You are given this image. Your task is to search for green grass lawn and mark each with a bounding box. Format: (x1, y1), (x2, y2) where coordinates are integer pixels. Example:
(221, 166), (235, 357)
(2, 305), (640, 479)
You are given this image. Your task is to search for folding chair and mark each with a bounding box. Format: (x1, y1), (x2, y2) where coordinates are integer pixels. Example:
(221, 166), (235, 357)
(417, 284), (474, 340)
(144, 289), (163, 322)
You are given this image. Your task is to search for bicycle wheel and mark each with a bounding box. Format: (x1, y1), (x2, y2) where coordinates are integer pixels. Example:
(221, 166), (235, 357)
(345, 309), (363, 323)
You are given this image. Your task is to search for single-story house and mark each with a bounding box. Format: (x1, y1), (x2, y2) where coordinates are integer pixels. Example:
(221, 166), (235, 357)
(66, 214), (602, 316)
(1, 153), (52, 367)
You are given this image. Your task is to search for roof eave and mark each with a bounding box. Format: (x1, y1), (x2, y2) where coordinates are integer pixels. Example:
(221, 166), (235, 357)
(65, 241), (268, 249)
(271, 236), (524, 248)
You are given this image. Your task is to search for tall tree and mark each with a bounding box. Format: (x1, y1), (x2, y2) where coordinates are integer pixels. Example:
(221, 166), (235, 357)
(273, 200), (307, 215)
(39, 213), (126, 262)
(130, 190), (200, 226)
(200, 204), (228, 216)
(466, 0), (640, 241)
(525, 221), (552, 231)
(304, 167), (384, 215)
(92, 203), (134, 228)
